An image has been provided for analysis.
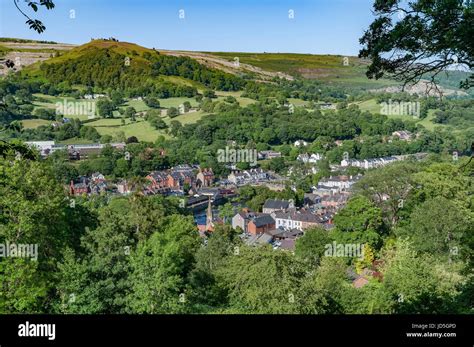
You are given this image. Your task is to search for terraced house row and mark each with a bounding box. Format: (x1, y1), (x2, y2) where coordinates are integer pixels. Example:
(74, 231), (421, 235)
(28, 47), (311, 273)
(146, 166), (215, 191)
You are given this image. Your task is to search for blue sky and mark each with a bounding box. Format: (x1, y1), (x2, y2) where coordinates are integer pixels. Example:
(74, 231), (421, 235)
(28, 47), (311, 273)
(0, 0), (376, 55)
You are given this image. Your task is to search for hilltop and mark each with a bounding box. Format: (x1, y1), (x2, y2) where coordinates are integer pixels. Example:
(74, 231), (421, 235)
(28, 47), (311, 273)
(1, 38), (392, 88)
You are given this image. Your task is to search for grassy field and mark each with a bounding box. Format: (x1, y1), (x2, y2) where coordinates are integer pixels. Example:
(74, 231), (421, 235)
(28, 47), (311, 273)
(33, 94), (81, 108)
(33, 93), (95, 121)
(21, 119), (51, 129)
(288, 98), (310, 107)
(353, 99), (381, 114)
(90, 118), (166, 142)
(87, 118), (128, 127)
(19, 39), (375, 85)
(209, 51), (360, 74)
(123, 99), (151, 112)
(23, 94), (211, 141)
(416, 110), (442, 131)
(88, 106), (211, 141)
(207, 51), (395, 88)
(124, 97), (199, 112)
(354, 98), (447, 130)
(166, 110), (210, 125)
(155, 97), (199, 109)
(215, 91), (256, 107)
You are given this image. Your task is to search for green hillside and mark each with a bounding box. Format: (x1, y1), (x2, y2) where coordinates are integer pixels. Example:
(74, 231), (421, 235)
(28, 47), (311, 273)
(21, 40), (245, 94)
(17, 39), (397, 90)
(208, 51), (363, 76)
(206, 51), (395, 88)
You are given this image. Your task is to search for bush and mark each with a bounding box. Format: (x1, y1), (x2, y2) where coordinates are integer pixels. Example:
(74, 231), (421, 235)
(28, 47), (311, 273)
(167, 107), (179, 118)
(144, 97), (160, 109)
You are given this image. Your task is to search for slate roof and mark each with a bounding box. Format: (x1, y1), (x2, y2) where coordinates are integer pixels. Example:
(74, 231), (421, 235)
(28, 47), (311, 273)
(149, 171), (167, 181)
(266, 228), (286, 237)
(279, 229), (304, 239)
(169, 172), (182, 180)
(251, 214), (275, 227)
(263, 199), (290, 210)
(279, 239), (296, 251)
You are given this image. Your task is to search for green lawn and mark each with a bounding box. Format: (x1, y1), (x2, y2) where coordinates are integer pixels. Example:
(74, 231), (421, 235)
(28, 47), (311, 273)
(117, 97), (201, 113)
(354, 98), (448, 130)
(157, 97), (199, 109)
(288, 98), (310, 107)
(123, 99), (151, 112)
(87, 118), (128, 127)
(33, 94), (67, 109)
(215, 91), (256, 107)
(416, 110), (442, 131)
(89, 118), (166, 142)
(353, 99), (381, 114)
(21, 119), (51, 129)
(33, 93), (96, 120)
(165, 110), (209, 125)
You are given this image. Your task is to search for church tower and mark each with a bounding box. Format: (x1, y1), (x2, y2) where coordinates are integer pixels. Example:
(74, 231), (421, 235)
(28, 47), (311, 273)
(205, 196), (214, 232)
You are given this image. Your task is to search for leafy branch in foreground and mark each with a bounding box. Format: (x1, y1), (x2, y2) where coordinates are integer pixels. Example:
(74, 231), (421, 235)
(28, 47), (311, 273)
(360, 0), (473, 90)
(13, 0), (55, 34)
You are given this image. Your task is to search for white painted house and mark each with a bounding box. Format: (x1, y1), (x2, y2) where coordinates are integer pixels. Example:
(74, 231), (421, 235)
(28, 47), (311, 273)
(273, 209), (322, 231)
(297, 153), (324, 163)
(341, 157), (399, 169)
(294, 140), (308, 147)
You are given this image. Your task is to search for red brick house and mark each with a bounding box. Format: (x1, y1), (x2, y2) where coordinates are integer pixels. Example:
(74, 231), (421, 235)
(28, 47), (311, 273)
(69, 180), (90, 196)
(181, 170), (195, 187)
(196, 168), (214, 188)
(166, 170), (195, 188)
(247, 214), (275, 235)
(167, 172), (182, 188)
(146, 171), (168, 189)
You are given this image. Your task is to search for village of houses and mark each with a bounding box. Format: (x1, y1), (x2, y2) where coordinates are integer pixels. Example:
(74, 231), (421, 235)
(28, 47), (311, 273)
(26, 133), (424, 257)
